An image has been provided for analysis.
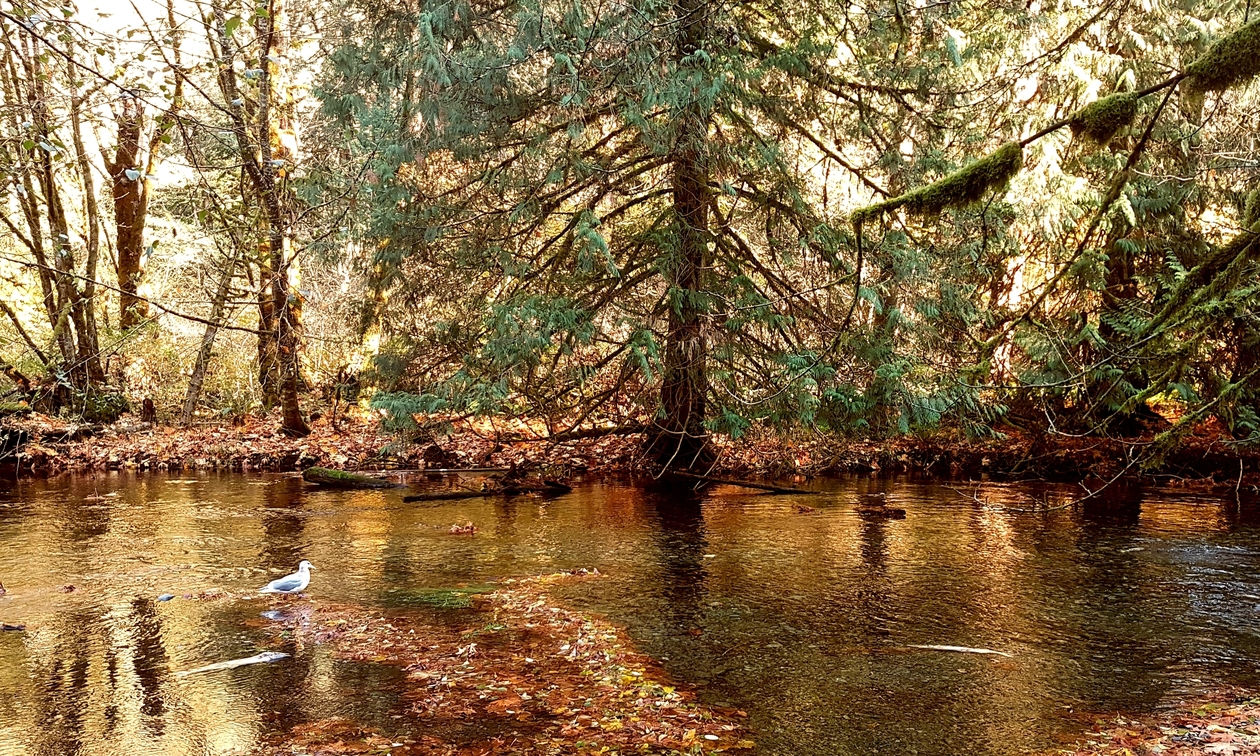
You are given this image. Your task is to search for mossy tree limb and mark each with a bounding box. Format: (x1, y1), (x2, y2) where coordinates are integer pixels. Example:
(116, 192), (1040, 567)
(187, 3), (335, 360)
(850, 142), (1023, 225)
(981, 86), (1177, 355)
(1070, 92), (1139, 144)
(1184, 18), (1260, 94)
(1137, 220), (1260, 341)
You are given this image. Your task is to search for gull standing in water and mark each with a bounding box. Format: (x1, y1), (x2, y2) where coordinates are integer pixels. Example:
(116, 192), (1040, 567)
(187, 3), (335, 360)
(259, 560), (313, 595)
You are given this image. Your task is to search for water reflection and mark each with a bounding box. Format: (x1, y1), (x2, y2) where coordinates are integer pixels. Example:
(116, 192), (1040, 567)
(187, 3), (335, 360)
(2, 474), (1260, 756)
(646, 491), (709, 634)
(259, 477), (309, 571)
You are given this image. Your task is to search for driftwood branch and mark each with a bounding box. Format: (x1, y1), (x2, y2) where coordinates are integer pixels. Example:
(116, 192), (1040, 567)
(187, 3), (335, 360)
(401, 490), (491, 502)
(361, 467), (511, 475)
(401, 479), (572, 503)
(672, 472), (818, 495)
(547, 424), (648, 442)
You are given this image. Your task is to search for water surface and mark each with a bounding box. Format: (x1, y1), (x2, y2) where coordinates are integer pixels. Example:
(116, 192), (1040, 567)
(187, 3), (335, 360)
(1, 472), (1258, 755)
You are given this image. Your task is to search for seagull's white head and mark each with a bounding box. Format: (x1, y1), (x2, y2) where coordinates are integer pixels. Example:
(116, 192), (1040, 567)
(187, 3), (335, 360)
(298, 560), (313, 571)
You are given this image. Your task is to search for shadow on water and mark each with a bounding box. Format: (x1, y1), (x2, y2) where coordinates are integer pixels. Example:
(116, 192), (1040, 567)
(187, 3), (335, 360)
(4, 473), (1260, 755)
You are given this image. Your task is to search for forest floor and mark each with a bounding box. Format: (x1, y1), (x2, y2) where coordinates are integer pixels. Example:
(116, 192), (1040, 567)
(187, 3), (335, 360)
(2, 407), (1259, 487)
(251, 570), (751, 755)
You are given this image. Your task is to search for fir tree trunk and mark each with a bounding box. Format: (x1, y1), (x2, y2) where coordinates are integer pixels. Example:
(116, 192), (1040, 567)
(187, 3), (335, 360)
(652, 0), (712, 470)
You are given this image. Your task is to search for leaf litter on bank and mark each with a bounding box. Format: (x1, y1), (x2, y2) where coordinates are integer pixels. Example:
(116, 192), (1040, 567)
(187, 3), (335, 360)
(253, 570), (750, 755)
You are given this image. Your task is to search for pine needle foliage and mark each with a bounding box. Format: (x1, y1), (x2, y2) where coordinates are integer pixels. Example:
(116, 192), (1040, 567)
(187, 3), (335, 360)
(310, 0), (1260, 453)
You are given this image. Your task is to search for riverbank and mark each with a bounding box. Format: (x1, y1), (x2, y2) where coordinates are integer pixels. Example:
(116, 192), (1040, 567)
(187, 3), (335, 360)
(254, 570), (750, 755)
(2, 410), (1258, 486)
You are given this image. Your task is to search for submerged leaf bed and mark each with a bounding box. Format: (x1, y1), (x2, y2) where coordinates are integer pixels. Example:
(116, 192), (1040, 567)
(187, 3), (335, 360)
(388, 585), (497, 609)
(1050, 690), (1260, 755)
(254, 571), (750, 755)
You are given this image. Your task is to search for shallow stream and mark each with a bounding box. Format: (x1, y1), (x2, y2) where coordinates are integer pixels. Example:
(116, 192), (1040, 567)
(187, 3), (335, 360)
(2, 473), (1259, 755)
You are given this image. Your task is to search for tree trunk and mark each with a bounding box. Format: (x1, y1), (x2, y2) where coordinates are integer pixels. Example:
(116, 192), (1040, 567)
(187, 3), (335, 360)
(181, 259), (237, 424)
(256, 256), (281, 406)
(67, 51), (106, 382)
(107, 98), (150, 330)
(257, 0), (309, 437)
(7, 30), (81, 380)
(651, 0), (712, 470)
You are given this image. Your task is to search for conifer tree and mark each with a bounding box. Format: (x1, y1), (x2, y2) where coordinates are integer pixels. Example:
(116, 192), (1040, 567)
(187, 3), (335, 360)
(319, 0), (975, 466)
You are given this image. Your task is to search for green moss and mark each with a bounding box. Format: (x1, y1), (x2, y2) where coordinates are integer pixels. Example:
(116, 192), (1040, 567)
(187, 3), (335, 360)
(0, 402), (31, 417)
(1069, 92), (1139, 144)
(301, 466), (400, 488)
(389, 585), (496, 609)
(852, 142), (1023, 224)
(80, 391), (129, 424)
(1244, 188), (1260, 226)
(1185, 18), (1260, 94)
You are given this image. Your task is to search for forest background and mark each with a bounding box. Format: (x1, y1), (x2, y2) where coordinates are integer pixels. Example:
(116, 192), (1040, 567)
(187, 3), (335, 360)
(2, 0), (1259, 474)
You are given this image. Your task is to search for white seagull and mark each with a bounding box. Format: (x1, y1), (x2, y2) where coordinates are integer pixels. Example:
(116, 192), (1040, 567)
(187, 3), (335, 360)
(259, 560), (313, 595)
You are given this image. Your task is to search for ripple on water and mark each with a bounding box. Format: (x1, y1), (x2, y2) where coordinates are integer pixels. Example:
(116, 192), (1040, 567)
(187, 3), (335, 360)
(1, 474), (1260, 756)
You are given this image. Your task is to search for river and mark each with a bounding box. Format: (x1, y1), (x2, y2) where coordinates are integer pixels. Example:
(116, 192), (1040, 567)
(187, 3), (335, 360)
(1, 473), (1258, 755)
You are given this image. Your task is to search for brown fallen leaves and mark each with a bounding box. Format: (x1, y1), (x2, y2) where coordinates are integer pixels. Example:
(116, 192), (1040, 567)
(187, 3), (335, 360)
(1053, 691), (1260, 756)
(7, 403), (1260, 483)
(4, 411), (645, 475)
(255, 571), (750, 755)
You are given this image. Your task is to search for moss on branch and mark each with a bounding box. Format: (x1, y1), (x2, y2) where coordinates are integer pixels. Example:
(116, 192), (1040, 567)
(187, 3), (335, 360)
(1184, 18), (1260, 94)
(1070, 92), (1139, 144)
(851, 142), (1023, 224)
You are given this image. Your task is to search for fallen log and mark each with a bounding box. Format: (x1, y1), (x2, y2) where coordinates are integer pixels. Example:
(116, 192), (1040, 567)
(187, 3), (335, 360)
(363, 467), (511, 475)
(855, 503), (906, 519)
(42, 423), (104, 442)
(302, 466), (403, 489)
(401, 490), (492, 502)
(671, 472), (818, 495)
(402, 479), (573, 502)
(502, 479), (572, 496)
(546, 424), (648, 442)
